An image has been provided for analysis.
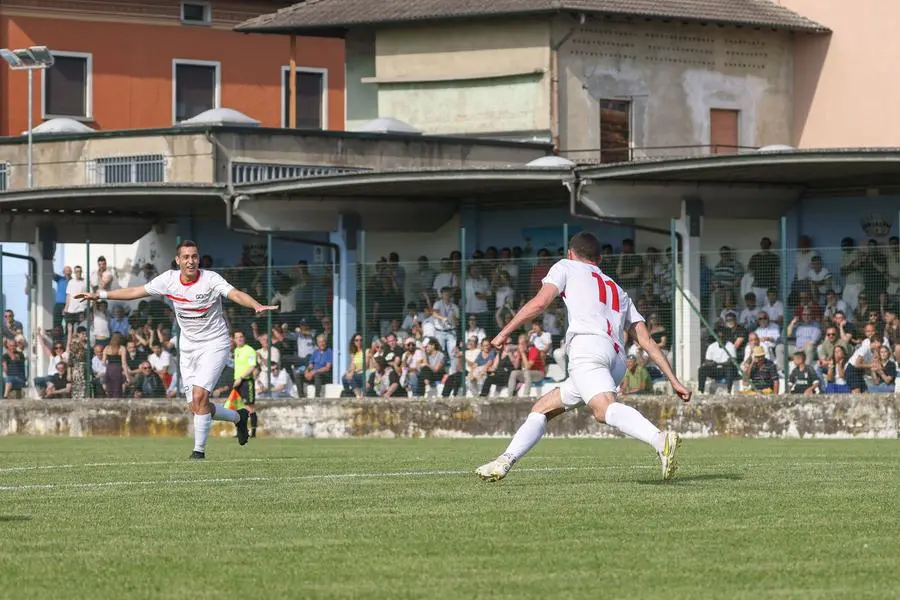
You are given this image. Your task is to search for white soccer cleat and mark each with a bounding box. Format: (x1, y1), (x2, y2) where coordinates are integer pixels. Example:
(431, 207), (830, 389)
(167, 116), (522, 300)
(475, 456), (513, 482)
(658, 431), (682, 481)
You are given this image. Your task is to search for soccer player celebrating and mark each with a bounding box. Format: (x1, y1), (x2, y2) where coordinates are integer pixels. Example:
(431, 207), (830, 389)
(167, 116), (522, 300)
(475, 232), (692, 482)
(77, 241), (277, 459)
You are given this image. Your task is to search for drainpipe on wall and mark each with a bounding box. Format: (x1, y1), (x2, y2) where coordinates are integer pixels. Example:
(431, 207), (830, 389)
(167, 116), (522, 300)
(289, 35), (297, 128)
(550, 13), (586, 153)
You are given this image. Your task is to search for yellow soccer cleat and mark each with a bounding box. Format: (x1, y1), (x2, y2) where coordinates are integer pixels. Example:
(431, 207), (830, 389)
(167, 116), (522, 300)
(658, 431), (682, 481)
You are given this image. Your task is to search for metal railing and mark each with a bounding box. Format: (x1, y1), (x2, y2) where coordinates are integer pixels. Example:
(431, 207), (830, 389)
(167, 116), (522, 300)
(562, 144), (761, 163)
(0, 162), (7, 192)
(85, 154), (167, 185)
(231, 162), (364, 184)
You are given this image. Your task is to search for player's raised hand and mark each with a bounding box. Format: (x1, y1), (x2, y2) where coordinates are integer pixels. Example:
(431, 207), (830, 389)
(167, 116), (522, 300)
(254, 304), (279, 314)
(672, 380), (692, 402)
(74, 292), (98, 302)
(490, 333), (507, 350)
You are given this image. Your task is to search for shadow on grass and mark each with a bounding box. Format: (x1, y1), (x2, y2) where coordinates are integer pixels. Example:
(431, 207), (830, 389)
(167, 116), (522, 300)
(637, 472), (743, 486)
(0, 515), (32, 522)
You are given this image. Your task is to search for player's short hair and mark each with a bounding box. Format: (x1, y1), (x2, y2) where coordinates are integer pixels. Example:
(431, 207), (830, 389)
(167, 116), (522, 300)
(568, 232), (601, 262)
(176, 240), (199, 256)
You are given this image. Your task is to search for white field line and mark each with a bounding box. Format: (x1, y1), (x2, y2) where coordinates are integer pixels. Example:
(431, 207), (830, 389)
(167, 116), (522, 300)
(0, 457), (890, 475)
(0, 465), (645, 492)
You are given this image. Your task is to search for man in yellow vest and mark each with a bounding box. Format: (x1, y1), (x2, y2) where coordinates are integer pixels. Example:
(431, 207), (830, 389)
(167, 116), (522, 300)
(232, 330), (259, 437)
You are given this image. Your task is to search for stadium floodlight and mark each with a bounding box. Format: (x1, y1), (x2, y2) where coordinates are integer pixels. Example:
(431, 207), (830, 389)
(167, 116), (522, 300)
(0, 46), (56, 189)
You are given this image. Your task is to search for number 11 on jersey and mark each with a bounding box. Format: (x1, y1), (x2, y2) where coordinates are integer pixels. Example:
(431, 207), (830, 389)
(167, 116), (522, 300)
(591, 272), (620, 312)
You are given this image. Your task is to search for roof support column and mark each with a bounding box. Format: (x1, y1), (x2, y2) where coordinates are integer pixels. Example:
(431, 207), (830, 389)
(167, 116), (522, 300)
(675, 198), (703, 387)
(329, 214), (359, 386)
(31, 225), (56, 388)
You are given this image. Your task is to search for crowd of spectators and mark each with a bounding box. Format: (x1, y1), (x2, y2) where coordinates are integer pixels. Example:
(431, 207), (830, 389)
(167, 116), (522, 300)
(5, 233), (897, 400)
(699, 235), (900, 395)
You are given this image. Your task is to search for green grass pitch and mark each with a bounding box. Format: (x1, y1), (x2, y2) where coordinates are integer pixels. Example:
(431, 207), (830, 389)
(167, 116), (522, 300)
(1, 437), (898, 600)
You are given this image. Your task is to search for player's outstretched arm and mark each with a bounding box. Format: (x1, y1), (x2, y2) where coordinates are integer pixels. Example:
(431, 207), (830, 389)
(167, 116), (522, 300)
(490, 283), (558, 348)
(226, 288), (278, 314)
(629, 321), (692, 402)
(75, 286), (151, 302)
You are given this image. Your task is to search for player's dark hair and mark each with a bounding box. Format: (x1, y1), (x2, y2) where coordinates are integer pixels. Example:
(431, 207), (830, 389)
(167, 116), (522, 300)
(176, 240), (199, 256)
(568, 232), (601, 262)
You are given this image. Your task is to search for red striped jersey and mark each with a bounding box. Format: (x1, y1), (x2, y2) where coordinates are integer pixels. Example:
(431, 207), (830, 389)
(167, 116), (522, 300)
(541, 259), (644, 354)
(144, 270), (234, 349)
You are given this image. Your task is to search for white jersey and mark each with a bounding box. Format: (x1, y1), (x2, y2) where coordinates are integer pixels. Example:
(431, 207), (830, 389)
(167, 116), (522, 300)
(542, 259), (644, 353)
(144, 270), (234, 350)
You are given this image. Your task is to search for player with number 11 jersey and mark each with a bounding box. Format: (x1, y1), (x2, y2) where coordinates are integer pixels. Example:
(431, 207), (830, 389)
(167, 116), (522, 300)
(475, 232), (692, 483)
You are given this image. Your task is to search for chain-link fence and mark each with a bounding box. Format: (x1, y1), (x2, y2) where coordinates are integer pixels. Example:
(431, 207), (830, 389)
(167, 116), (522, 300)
(11, 235), (900, 400)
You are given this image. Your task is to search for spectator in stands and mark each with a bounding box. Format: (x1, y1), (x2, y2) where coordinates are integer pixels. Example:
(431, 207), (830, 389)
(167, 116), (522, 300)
(507, 334), (544, 397)
(2, 310), (23, 341)
(258, 362), (292, 399)
(787, 307), (821, 365)
(319, 315), (334, 349)
(846, 337), (880, 394)
(761, 288), (785, 325)
(619, 355), (651, 395)
(479, 342), (516, 397)
(128, 361), (165, 398)
(402, 337), (425, 395)
(528, 320), (553, 357)
(794, 236), (816, 284)
(2, 339), (26, 398)
(44, 360), (71, 399)
(883, 306), (900, 349)
(66, 325), (88, 400)
(35, 337), (68, 397)
(465, 263), (491, 330)
(64, 266), (88, 327)
(102, 333), (128, 398)
(787, 351), (818, 395)
(53, 266), (72, 328)
(698, 329), (737, 394)
(291, 261), (313, 319)
(416, 339), (446, 396)
(747, 237), (781, 297)
(738, 292), (760, 331)
(301, 334), (332, 398)
(825, 345), (850, 393)
(840, 237), (865, 310)
(432, 287), (459, 355)
(887, 237), (900, 296)
(465, 315), (486, 345)
(148, 340), (171, 390)
(90, 256), (111, 290)
(740, 331), (761, 374)
(864, 239), (888, 305)
(712, 246), (744, 302)
(383, 332), (403, 358)
(868, 344), (896, 393)
(822, 290), (848, 324)
(720, 314), (748, 358)
(408, 256), (435, 306)
(795, 290), (822, 323)
(341, 333), (365, 398)
(853, 293), (871, 324)
(124, 340), (144, 379)
(93, 300), (110, 347)
(400, 302), (420, 334)
(745, 345), (778, 394)
(108, 305), (129, 338)
(806, 255), (832, 302)
(616, 239), (643, 300)
(466, 338), (496, 396)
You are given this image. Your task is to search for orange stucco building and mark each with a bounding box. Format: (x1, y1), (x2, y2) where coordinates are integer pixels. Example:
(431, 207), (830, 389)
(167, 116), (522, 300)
(0, 0), (345, 135)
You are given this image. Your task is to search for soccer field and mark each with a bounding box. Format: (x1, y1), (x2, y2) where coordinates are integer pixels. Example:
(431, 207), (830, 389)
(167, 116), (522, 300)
(0, 437), (898, 600)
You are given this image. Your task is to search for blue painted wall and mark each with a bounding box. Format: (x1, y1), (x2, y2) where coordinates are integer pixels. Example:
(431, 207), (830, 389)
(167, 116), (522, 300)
(189, 220), (326, 268)
(1, 243), (33, 336)
(460, 205), (635, 257)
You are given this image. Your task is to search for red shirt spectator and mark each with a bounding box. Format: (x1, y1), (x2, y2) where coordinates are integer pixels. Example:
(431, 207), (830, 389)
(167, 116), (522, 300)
(527, 345), (545, 374)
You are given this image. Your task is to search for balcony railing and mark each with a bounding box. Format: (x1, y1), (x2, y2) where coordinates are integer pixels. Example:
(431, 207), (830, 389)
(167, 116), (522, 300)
(86, 154), (167, 185)
(562, 144), (761, 164)
(231, 162), (365, 184)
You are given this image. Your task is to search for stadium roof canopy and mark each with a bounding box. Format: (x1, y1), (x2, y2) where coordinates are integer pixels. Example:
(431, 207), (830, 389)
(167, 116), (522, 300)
(2, 149), (899, 234)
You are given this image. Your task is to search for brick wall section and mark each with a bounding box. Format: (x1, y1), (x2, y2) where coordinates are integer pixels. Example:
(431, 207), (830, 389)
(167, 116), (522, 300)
(0, 396), (897, 438)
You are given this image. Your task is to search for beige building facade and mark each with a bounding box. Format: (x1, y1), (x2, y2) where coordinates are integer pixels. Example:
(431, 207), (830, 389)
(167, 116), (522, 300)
(780, 0), (900, 148)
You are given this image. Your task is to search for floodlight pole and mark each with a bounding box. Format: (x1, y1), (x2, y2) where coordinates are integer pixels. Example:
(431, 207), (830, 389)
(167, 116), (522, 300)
(27, 69), (33, 189)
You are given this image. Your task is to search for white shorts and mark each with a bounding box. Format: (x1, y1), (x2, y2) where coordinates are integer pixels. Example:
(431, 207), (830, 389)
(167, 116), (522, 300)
(560, 334), (625, 410)
(179, 342), (230, 399)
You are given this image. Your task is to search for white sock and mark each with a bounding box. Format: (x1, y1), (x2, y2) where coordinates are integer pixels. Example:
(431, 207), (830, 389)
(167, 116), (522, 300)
(501, 412), (547, 464)
(212, 405), (239, 423)
(193, 413), (213, 453)
(604, 402), (663, 451)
